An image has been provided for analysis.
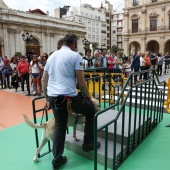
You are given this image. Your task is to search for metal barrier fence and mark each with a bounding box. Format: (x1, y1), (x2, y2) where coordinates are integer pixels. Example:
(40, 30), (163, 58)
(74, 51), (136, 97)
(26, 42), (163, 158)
(32, 67), (166, 168)
(94, 69), (166, 170)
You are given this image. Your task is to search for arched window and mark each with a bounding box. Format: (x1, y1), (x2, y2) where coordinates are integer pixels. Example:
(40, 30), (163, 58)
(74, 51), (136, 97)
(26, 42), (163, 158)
(28, 37), (39, 45)
(168, 10), (170, 29)
(131, 14), (139, 33)
(149, 12), (159, 31)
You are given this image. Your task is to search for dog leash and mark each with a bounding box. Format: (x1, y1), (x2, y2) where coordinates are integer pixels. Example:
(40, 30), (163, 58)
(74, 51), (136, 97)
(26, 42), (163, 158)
(40, 109), (45, 125)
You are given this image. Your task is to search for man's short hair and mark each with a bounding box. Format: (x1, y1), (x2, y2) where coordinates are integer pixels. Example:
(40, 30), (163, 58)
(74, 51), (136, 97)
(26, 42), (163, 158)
(63, 34), (77, 46)
(86, 49), (91, 54)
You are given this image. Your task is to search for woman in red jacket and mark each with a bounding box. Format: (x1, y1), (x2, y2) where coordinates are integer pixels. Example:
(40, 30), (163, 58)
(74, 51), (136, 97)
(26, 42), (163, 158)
(17, 55), (30, 95)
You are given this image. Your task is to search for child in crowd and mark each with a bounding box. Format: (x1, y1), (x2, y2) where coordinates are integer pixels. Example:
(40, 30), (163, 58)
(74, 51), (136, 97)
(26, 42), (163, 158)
(2, 67), (13, 89)
(123, 60), (131, 78)
(11, 67), (20, 92)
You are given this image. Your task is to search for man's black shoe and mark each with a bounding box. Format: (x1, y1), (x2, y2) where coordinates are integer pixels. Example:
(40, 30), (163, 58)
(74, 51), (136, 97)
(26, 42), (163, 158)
(53, 156), (67, 170)
(82, 142), (101, 152)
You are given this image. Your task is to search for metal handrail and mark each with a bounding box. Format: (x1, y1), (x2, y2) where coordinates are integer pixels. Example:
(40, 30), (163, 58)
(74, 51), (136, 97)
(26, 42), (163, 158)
(94, 69), (166, 169)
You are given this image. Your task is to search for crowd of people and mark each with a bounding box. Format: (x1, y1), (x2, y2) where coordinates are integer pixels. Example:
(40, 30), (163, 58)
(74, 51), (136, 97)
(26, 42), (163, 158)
(0, 48), (170, 95)
(0, 53), (49, 96)
(82, 49), (170, 84)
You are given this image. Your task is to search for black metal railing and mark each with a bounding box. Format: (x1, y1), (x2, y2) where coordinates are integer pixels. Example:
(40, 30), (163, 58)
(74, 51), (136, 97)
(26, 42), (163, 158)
(94, 69), (166, 169)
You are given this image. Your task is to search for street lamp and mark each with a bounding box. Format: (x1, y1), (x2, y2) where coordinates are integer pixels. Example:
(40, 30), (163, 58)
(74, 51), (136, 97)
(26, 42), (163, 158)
(82, 38), (88, 54)
(82, 38), (88, 46)
(22, 32), (33, 44)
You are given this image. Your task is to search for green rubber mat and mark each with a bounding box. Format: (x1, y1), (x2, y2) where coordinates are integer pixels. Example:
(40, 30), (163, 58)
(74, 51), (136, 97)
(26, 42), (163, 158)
(118, 113), (170, 170)
(0, 117), (109, 170)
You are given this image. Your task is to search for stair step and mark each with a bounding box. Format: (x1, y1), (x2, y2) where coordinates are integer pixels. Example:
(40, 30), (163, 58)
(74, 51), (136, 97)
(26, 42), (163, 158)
(76, 110), (154, 144)
(65, 130), (126, 169)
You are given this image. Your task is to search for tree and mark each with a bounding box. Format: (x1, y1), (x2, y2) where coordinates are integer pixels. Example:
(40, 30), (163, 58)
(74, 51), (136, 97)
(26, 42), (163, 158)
(91, 42), (99, 53)
(111, 45), (119, 54)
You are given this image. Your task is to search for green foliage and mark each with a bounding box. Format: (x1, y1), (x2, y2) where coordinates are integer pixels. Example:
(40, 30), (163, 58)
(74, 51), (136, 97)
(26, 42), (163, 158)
(79, 52), (83, 56)
(15, 52), (22, 56)
(83, 42), (99, 52)
(92, 42), (99, 52)
(117, 50), (123, 58)
(111, 45), (119, 54)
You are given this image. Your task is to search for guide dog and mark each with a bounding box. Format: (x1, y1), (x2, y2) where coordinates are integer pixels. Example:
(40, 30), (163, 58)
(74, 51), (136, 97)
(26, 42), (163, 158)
(23, 98), (100, 163)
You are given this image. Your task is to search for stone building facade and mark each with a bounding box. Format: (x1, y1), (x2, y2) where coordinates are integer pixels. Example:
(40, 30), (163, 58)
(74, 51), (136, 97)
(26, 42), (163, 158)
(124, 0), (170, 55)
(0, 0), (86, 59)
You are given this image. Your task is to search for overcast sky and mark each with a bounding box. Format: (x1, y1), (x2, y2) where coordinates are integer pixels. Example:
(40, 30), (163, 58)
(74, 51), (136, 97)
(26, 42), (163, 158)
(3, 0), (124, 16)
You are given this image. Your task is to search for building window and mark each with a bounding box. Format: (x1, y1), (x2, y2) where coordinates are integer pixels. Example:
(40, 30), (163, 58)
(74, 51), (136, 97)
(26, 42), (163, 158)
(88, 34), (91, 38)
(102, 23), (106, 27)
(133, 0), (138, 6)
(92, 28), (95, 32)
(152, 0), (157, 2)
(132, 19), (138, 33)
(96, 29), (99, 33)
(88, 20), (91, 23)
(92, 35), (95, 39)
(88, 27), (91, 31)
(96, 22), (99, 26)
(83, 19), (86, 23)
(81, 12), (83, 15)
(150, 17), (157, 31)
(101, 30), (106, 34)
(79, 18), (82, 22)
(71, 17), (75, 21)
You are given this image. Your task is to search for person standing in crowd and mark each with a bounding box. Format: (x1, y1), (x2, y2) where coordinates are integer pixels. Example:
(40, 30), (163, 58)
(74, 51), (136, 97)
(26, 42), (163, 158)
(164, 53), (170, 74)
(30, 55), (41, 96)
(10, 56), (17, 71)
(2, 67), (13, 89)
(113, 52), (123, 82)
(3, 56), (10, 68)
(132, 52), (140, 84)
(17, 55), (30, 95)
(100, 49), (108, 90)
(100, 49), (108, 67)
(107, 53), (114, 73)
(139, 53), (146, 80)
(92, 51), (101, 68)
(157, 53), (164, 76)
(41, 34), (100, 170)
(0, 57), (4, 89)
(123, 60), (131, 78)
(144, 52), (151, 79)
(150, 53), (158, 69)
(82, 49), (93, 68)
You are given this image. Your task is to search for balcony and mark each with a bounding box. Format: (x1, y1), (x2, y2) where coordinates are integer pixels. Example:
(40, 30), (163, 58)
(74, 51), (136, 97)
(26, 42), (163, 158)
(117, 31), (123, 35)
(117, 39), (123, 42)
(124, 25), (170, 34)
(132, 1), (138, 6)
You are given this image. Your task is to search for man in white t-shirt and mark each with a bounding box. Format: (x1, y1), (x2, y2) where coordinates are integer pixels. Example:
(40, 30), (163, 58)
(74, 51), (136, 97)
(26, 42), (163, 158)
(41, 34), (100, 170)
